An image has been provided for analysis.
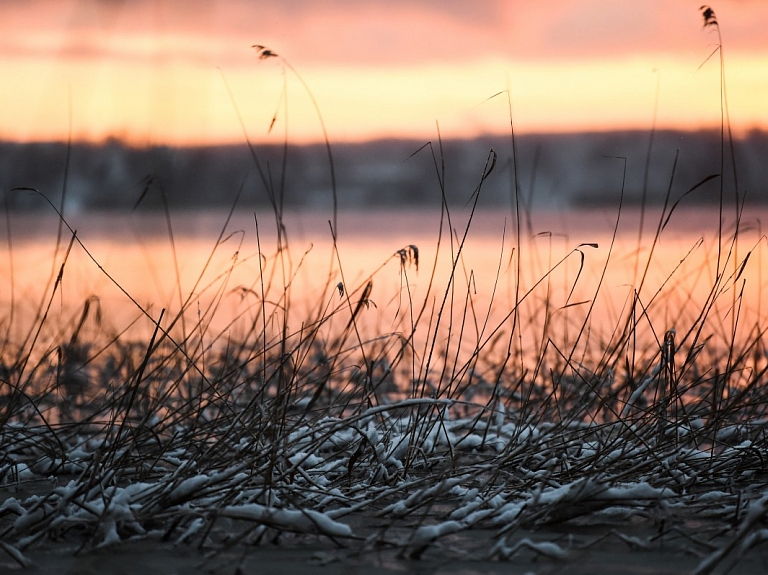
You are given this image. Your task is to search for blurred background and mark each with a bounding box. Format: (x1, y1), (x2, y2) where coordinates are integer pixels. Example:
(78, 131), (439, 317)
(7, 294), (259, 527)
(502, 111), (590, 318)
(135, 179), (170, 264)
(0, 0), (766, 211)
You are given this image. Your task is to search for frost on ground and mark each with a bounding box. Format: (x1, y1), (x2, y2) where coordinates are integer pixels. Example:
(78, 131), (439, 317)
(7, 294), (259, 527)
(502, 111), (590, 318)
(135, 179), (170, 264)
(2, 391), (768, 572)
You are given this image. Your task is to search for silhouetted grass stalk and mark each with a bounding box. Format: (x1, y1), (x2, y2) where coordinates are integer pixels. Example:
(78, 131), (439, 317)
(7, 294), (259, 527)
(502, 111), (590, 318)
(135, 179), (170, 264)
(0, 9), (767, 572)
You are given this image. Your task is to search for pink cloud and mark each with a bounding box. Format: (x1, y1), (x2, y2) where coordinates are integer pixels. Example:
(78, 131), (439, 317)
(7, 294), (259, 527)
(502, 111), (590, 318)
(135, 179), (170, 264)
(3, 0), (768, 68)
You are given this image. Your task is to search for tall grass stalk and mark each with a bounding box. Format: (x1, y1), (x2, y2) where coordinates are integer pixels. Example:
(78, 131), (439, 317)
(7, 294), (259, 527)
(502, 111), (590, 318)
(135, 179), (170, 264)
(1, 14), (767, 573)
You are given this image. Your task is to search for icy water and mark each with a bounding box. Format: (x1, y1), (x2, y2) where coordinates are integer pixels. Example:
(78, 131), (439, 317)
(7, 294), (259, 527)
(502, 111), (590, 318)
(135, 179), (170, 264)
(1, 205), (765, 358)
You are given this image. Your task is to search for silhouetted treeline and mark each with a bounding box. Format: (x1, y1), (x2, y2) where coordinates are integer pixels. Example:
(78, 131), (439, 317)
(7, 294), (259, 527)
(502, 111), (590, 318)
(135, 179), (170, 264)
(1, 130), (765, 212)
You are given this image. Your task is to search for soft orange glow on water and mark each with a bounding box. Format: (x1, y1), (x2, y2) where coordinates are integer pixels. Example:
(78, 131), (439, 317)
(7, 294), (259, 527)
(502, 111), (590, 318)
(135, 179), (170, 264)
(1, 1), (766, 145)
(3, 208), (766, 375)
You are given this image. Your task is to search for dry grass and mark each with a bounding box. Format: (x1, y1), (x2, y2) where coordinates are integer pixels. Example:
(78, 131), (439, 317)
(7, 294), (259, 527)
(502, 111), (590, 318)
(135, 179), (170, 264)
(0, 173), (766, 575)
(1, 8), (767, 573)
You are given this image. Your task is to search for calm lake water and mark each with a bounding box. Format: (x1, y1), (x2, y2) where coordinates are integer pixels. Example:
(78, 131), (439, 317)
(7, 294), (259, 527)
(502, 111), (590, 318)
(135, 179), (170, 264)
(1, 205), (765, 367)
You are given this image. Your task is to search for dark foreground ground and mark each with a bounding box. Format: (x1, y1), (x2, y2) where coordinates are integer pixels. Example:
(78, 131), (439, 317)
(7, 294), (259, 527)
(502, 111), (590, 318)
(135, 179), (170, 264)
(4, 481), (768, 575)
(8, 526), (768, 575)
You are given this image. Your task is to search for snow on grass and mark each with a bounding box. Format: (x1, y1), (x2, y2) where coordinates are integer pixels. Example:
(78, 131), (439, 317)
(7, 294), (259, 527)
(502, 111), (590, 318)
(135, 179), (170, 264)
(490, 536), (569, 560)
(219, 504), (353, 538)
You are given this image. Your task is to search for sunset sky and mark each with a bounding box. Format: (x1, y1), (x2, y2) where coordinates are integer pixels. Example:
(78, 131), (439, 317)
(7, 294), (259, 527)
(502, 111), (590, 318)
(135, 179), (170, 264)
(1, 0), (766, 146)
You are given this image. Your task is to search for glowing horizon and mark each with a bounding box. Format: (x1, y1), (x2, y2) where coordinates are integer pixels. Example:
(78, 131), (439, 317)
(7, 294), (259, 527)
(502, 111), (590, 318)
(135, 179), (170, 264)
(1, 1), (766, 146)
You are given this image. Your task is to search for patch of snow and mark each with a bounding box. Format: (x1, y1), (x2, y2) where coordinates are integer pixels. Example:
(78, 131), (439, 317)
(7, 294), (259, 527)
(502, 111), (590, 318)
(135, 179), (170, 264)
(220, 504), (353, 537)
(411, 520), (463, 545)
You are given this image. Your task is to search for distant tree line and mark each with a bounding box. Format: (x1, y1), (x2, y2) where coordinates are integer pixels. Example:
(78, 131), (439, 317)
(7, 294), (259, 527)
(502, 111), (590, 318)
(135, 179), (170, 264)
(1, 130), (765, 212)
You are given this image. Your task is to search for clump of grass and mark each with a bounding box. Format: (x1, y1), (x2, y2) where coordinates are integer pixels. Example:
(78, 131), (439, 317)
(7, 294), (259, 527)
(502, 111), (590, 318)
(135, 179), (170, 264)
(1, 8), (767, 573)
(1, 174), (767, 573)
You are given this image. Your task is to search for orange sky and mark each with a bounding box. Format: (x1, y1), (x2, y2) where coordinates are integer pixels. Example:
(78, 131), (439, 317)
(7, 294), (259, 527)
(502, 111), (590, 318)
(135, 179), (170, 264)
(1, 0), (766, 146)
